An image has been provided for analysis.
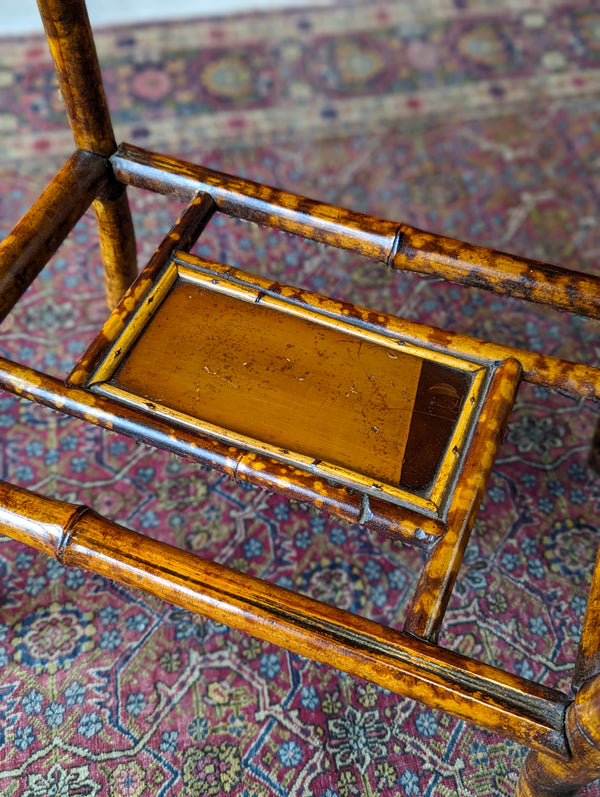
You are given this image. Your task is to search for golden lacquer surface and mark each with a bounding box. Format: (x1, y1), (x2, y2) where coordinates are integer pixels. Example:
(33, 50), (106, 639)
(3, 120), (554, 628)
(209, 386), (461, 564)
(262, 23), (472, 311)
(111, 279), (469, 491)
(79, 257), (485, 511)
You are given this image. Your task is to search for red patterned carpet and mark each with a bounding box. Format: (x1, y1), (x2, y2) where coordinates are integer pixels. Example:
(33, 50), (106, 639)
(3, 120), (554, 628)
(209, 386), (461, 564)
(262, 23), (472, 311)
(0, 1), (599, 795)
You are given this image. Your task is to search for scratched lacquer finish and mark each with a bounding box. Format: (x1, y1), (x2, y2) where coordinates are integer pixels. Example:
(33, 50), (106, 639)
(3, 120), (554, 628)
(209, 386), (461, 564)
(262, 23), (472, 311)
(68, 250), (513, 545)
(0, 2), (597, 796)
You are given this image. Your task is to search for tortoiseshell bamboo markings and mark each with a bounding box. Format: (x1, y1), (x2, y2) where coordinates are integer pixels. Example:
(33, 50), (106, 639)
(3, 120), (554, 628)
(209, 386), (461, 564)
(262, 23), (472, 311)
(0, 479), (572, 758)
(63, 232), (530, 559)
(572, 542), (600, 692)
(0, 358), (446, 547)
(404, 358), (521, 642)
(112, 144), (600, 321)
(36, 0), (138, 305)
(0, 3), (596, 796)
(0, 151), (108, 322)
(93, 180), (139, 309)
(69, 192), (217, 385)
(517, 676), (600, 797)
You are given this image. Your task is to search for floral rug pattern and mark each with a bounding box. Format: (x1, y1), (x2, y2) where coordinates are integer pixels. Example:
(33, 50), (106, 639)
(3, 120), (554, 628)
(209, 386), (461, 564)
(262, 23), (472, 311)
(0, 1), (600, 795)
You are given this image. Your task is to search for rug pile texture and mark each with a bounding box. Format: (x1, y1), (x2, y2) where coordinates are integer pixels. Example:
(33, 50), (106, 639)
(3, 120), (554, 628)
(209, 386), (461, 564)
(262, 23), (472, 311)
(0, 1), (599, 795)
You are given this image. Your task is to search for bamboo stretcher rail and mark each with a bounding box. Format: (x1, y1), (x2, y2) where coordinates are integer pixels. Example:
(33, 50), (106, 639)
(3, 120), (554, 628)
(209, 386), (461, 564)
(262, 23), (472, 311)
(111, 249), (600, 403)
(404, 358), (521, 641)
(0, 150), (108, 323)
(111, 144), (600, 321)
(0, 358), (446, 547)
(0, 478), (570, 757)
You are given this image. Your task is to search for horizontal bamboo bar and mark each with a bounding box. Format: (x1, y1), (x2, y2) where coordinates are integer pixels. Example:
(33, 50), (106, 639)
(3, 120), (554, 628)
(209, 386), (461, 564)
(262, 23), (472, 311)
(112, 144), (398, 261)
(393, 226), (600, 321)
(0, 358), (445, 547)
(175, 255), (600, 402)
(0, 150), (108, 323)
(0, 478), (570, 757)
(112, 144), (600, 320)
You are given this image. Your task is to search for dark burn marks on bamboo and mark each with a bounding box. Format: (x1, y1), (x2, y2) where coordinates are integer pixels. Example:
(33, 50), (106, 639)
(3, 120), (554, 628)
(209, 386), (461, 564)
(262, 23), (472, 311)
(69, 192), (216, 386)
(0, 150), (109, 323)
(393, 224), (600, 317)
(38, 0), (116, 155)
(112, 144), (600, 321)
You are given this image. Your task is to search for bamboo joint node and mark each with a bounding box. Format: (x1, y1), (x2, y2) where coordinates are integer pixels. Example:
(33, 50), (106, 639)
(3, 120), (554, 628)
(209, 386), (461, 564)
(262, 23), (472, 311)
(57, 504), (92, 564)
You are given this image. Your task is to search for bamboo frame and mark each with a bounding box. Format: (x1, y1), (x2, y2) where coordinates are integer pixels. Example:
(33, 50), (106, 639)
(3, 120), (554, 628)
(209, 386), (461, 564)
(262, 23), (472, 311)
(36, 0), (138, 306)
(572, 543), (600, 691)
(69, 192), (217, 386)
(79, 263), (482, 516)
(1, 1), (599, 794)
(112, 143), (600, 320)
(0, 150), (108, 322)
(404, 357), (521, 641)
(0, 358), (447, 546)
(68, 230), (514, 524)
(0, 479), (570, 757)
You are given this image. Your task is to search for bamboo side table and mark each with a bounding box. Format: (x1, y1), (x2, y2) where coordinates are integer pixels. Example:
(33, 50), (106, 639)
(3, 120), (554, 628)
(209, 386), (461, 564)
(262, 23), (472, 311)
(0, 1), (599, 794)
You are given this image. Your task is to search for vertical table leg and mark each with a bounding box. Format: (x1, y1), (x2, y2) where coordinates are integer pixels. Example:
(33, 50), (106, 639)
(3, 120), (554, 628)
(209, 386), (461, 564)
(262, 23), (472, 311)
(517, 675), (600, 796)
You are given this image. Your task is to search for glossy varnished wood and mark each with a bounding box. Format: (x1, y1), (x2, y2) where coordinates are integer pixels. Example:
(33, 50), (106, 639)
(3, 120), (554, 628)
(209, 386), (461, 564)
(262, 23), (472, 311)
(0, 150), (108, 322)
(112, 145), (399, 262)
(572, 545), (600, 691)
(69, 193), (217, 385)
(37, 0), (116, 155)
(37, 0), (138, 305)
(517, 676), (600, 796)
(72, 231), (600, 406)
(112, 280), (428, 488)
(93, 181), (138, 309)
(393, 225), (600, 320)
(4, 2), (600, 794)
(73, 255), (496, 518)
(404, 358), (522, 641)
(0, 357), (446, 546)
(0, 479), (571, 758)
(112, 144), (600, 320)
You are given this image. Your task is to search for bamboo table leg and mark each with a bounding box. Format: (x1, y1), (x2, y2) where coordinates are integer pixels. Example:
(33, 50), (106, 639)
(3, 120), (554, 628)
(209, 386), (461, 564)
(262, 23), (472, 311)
(517, 675), (600, 796)
(38, 0), (138, 306)
(93, 181), (138, 308)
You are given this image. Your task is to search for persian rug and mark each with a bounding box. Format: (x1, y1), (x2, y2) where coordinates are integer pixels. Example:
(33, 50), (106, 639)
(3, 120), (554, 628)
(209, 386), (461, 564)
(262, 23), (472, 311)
(0, 1), (599, 795)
